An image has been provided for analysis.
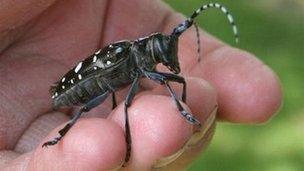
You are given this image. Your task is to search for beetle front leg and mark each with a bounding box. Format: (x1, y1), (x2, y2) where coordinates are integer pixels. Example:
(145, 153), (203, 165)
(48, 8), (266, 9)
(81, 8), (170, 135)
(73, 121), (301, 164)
(42, 91), (110, 147)
(143, 71), (187, 102)
(143, 70), (200, 126)
(164, 82), (201, 126)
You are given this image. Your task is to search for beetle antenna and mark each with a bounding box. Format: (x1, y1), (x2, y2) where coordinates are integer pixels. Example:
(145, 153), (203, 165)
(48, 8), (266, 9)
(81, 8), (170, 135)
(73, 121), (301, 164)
(193, 22), (202, 62)
(171, 3), (239, 44)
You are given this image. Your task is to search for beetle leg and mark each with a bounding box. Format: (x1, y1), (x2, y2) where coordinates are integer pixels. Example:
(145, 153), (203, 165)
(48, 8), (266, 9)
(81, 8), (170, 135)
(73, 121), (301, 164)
(112, 92), (117, 109)
(143, 71), (187, 102)
(143, 71), (200, 126)
(159, 72), (187, 102)
(42, 91), (110, 147)
(164, 82), (201, 126)
(123, 72), (140, 164)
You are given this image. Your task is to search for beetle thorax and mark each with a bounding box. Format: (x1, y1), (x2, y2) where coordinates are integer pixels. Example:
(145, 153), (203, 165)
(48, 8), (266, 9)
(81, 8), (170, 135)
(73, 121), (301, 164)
(132, 33), (180, 73)
(131, 34), (160, 71)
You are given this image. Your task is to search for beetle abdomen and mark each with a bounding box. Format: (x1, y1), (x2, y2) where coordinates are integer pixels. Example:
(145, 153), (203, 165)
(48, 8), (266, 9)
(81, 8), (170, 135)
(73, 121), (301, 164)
(50, 41), (134, 109)
(53, 76), (108, 109)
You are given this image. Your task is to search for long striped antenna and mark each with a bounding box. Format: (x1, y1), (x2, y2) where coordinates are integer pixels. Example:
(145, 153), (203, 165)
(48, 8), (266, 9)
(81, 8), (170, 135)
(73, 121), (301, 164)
(193, 22), (202, 62)
(171, 3), (239, 61)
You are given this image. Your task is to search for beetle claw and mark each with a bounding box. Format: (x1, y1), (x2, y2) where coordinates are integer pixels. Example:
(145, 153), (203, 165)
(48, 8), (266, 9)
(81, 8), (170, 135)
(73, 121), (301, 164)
(42, 136), (62, 148)
(181, 111), (201, 126)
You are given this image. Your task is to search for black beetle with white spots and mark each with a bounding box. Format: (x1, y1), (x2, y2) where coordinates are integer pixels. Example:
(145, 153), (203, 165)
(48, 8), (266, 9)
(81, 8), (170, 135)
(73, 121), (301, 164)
(43, 2), (239, 164)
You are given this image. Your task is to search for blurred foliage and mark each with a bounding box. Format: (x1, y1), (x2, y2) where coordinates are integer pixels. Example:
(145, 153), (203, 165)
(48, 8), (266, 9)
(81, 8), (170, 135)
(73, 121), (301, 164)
(164, 0), (304, 170)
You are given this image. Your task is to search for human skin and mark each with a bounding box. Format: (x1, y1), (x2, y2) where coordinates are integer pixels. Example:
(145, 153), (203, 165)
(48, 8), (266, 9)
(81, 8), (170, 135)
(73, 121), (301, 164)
(0, 0), (282, 170)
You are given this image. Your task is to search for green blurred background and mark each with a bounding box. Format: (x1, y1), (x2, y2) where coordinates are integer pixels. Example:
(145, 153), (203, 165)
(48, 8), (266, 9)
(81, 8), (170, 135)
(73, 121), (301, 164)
(164, 0), (304, 170)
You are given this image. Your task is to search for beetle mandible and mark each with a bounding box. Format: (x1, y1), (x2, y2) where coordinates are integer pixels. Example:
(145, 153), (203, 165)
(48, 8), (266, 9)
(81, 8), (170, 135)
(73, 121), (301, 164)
(42, 2), (239, 163)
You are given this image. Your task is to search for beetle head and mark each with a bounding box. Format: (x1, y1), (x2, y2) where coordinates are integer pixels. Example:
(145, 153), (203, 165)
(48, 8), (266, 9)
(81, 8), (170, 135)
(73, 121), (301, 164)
(152, 33), (180, 74)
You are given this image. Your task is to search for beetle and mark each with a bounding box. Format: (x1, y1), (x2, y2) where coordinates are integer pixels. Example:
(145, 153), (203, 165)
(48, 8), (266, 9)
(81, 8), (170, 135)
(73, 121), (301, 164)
(42, 2), (239, 163)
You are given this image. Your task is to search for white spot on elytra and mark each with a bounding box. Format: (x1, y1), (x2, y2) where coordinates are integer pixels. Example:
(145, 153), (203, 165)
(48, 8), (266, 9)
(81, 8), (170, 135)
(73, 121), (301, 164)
(97, 60), (106, 69)
(93, 56), (97, 63)
(93, 66), (98, 70)
(78, 74), (82, 80)
(106, 61), (111, 65)
(52, 92), (58, 98)
(61, 77), (66, 82)
(62, 85), (65, 89)
(107, 51), (110, 54)
(70, 79), (74, 84)
(74, 62), (83, 73)
(106, 54), (110, 57)
(109, 45), (113, 48)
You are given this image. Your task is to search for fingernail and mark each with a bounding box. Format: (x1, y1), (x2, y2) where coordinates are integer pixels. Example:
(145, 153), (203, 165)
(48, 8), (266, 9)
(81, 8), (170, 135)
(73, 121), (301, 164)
(152, 106), (218, 169)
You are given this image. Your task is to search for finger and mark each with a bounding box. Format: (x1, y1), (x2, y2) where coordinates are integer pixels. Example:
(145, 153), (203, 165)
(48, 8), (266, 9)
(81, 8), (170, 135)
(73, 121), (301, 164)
(109, 79), (217, 170)
(189, 47), (282, 123)
(18, 118), (125, 171)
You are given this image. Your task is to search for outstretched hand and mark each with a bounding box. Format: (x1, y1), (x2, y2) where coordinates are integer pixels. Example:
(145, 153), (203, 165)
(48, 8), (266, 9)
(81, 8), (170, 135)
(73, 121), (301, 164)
(0, 0), (282, 170)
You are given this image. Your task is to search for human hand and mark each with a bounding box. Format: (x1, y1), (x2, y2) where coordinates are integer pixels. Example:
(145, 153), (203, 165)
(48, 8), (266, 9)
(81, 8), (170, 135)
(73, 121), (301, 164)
(0, 0), (282, 170)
